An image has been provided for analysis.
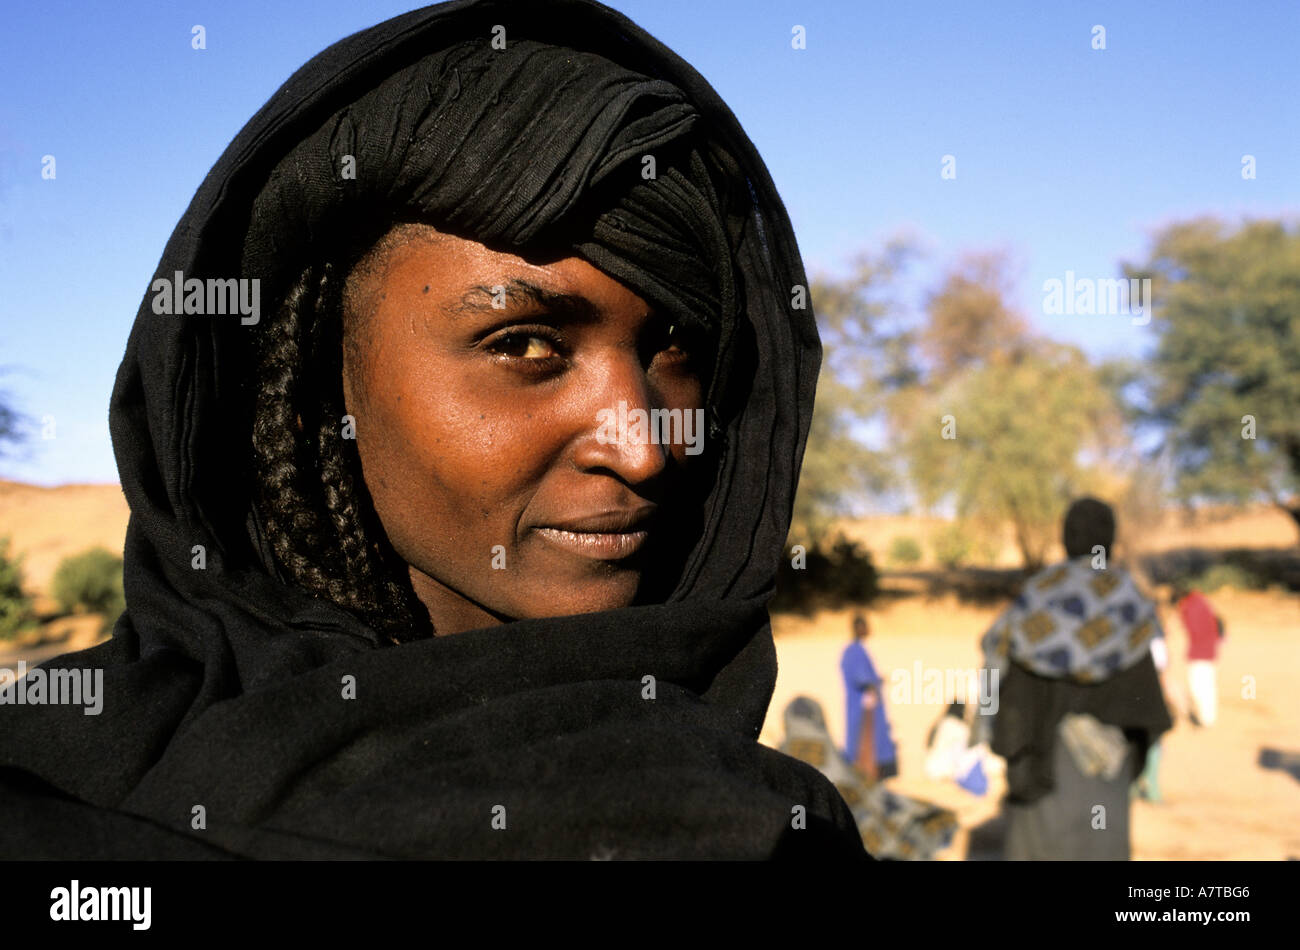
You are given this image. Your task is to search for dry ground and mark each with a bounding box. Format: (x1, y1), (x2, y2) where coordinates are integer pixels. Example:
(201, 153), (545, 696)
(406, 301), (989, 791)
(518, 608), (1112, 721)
(759, 588), (1299, 860)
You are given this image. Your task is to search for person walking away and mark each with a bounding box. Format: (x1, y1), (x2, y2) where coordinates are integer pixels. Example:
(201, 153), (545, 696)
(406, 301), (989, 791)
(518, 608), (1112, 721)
(1175, 584), (1224, 727)
(977, 498), (1172, 859)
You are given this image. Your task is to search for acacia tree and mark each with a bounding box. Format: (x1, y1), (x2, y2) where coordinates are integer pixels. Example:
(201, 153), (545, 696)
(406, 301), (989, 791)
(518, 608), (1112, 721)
(1126, 217), (1300, 538)
(792, 245), (1132, 568)
(893, 252), (1125, 569)
(0, 379), (22, 466)
(901, 343), (1121, 569)
(788, 240), (918, 547)
(917, 250), (1027, 385)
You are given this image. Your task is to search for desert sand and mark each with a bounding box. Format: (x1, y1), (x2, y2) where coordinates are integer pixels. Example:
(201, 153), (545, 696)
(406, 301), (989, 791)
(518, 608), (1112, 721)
(759, 588), (1299, 860)
(0, 481), (130, 616)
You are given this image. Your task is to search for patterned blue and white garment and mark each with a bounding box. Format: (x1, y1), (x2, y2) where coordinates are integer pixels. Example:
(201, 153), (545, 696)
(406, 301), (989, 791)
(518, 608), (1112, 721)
(980, 557), (1163, 684)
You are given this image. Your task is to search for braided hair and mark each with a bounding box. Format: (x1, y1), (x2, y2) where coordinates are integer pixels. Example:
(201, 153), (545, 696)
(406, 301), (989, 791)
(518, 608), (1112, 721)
(250, 261), (434, 643)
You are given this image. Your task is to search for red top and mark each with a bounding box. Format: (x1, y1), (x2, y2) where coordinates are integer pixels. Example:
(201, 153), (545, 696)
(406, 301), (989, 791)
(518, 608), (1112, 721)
(1179, 591), (1221, 660)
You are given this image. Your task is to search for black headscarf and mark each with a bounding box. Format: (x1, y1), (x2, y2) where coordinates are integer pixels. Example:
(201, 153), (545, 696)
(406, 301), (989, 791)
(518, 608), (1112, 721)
(0, 0), (865, 859)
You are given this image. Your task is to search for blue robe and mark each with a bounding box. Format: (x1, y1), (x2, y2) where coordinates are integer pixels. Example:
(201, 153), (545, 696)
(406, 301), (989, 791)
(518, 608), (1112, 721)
(840, 641), (896, 766)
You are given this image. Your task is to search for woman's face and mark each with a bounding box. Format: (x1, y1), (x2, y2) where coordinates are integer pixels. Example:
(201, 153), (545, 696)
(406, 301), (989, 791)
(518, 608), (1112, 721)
(342, 224), (709, 635)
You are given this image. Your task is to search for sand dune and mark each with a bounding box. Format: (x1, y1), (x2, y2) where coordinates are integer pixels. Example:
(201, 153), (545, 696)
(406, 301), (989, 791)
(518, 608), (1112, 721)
(0, 481), (129, 610)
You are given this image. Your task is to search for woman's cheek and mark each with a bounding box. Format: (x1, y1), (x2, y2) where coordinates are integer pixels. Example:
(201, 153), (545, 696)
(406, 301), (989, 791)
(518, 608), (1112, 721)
(401, 381), (540, 509)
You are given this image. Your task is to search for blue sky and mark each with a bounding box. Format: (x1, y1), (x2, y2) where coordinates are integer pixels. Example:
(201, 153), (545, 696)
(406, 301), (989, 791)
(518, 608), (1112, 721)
(1, 0), (1296, 485)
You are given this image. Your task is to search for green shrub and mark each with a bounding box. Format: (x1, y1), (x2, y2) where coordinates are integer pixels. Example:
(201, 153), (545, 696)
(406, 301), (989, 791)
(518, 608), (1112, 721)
(51, 548), (125, 629)
(1188, 564), (1264, 593)
(888, 535), (923, 567)
(826, 535), (879, 604)
(0, 536), (37, 641)
(931, 523), (973, 570)
(772, 534), (879, 613)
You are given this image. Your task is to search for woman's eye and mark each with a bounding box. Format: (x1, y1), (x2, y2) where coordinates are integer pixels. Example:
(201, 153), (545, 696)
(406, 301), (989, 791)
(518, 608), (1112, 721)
(655, 324), (696, 363)
(490, 332), (560, 360)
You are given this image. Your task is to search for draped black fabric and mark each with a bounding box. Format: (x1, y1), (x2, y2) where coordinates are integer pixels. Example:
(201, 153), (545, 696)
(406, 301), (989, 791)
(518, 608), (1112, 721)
(0, 0), (865, 860)
(240, 29), (744, 415)
(993, 657), (1173, 804)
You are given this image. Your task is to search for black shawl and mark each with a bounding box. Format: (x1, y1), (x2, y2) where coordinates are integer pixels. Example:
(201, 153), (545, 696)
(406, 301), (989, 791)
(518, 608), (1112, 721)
(0, 0), (865, 860)
(993, 657), (1173, 804)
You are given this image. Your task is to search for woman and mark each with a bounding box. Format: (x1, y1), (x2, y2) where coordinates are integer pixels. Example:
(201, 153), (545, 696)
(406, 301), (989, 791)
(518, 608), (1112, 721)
(977, 498), (1171, 860)
(0, 0), (865, 859)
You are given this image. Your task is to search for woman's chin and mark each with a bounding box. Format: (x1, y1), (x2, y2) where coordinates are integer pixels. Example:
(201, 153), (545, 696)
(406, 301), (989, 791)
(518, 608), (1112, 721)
(501, 575), (644, 621)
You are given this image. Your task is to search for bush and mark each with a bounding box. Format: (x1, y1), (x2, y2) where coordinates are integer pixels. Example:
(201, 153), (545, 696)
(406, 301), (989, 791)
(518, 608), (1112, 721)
(1187, 564), (1264, 593)
(825, 535), (879, 604)
(772, 533), (879, 613)
(0, 536), (37, 641)
(51, 548), (125, 630)
(931, 523), (972, 570)
(888, 535), (923, 567)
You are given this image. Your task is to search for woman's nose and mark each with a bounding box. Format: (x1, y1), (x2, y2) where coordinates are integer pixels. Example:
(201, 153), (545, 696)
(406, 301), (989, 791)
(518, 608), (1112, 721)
(570, 356), (670, 486)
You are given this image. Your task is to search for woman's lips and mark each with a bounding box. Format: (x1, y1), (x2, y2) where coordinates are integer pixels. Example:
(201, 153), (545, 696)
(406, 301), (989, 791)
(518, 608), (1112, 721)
(534, 526), (651, 560)
(533, 507), (657, 560)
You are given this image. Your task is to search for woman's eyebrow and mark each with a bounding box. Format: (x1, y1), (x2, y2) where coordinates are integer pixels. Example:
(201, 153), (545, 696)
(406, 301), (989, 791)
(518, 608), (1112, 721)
(452, 278), (601, 322)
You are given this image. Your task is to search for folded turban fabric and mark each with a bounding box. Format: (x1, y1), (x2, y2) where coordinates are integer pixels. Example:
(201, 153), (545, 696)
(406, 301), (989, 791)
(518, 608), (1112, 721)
(240, 32), (745, 411)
